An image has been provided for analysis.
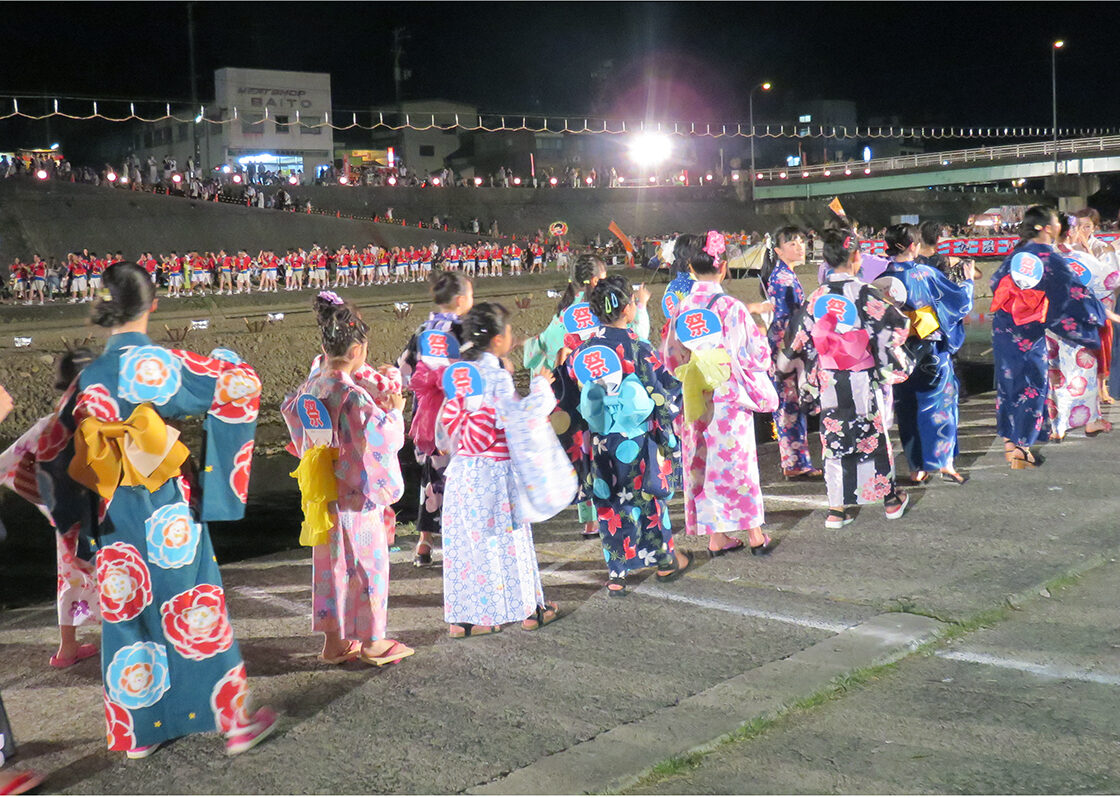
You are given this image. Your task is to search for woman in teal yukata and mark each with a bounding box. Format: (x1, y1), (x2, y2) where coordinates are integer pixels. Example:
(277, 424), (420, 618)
(37, 263), (277, 760)
(556, 276), (693, 595)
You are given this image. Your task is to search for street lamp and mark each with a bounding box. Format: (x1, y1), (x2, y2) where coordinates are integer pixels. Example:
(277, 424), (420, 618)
(749, 81), (772, 195)
(1052, 39), (1064, 172)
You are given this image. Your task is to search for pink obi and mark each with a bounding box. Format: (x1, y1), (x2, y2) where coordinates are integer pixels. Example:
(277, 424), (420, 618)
(439, 398), (510, 460)
(812, 312), (874, 372)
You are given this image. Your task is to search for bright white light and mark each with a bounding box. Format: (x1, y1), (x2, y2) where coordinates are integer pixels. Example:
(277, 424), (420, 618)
(648, 176), (656, 184)
(513, 176), (521, 185)
(232, 174), (242, 184)
(705, 173), (713, 181)
(36, 169), (48, 180)
(823, 169), (831, 176)
(755, 172), (763, 180)
(779, 171), (787, 179)
(339, 175), (349, 185)
(288, 175), (298, 185)
(732, 173), (739, 181)
(802, 171), (809, 178)
(863, 146), (872, 162)
(222, 165), (232, 174)
(864, 168), (871, 175)
(50, 143), (59, 150)
(549, 177), (558, 186)
(618, 176), (625, 184)
(844, 168), (852, 175)
(432, 177), (441, 186)
(194, 114), (203, 123)
(628, 132), (673, 166)
(585, 177), (593, 185)
(171, 173), (182, 184)
(107, 172), (117, 182)
(119, 176), (129, 184)
(474, 177), (483, 186)
(237, 154), (278, 165)
(388, 176), (397, 186)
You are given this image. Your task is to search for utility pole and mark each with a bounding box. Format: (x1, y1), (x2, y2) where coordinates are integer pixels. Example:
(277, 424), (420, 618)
(392, 27), (411, 104)
(188, 1), (200, 174)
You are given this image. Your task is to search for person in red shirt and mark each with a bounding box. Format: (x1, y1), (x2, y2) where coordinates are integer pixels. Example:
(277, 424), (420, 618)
(509, 242), (523, 276)
(376, 247), (391, 285)
(165, 252), (185, 297)
(67, 253), (88, 303)
(216, 249), (234, 295)
(234, 250), (253, 293)
(28, 254), (48, 304)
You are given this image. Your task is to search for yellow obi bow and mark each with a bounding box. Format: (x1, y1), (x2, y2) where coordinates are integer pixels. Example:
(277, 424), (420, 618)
(904, 306), (940, 339)
(69, 403), (190, 500)
(673, 349), (732, 423)
(290, 445), (339, 547)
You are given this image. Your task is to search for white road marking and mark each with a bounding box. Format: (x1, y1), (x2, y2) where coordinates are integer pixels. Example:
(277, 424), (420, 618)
(232, 585), (311, 617)
(634, 584), (852, 633)
(938, 650), (1120, 686)
(758, 493), (831, 509)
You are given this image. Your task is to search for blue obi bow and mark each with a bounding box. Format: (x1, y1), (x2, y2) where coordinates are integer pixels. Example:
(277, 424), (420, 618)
(579, 373), (654, 438)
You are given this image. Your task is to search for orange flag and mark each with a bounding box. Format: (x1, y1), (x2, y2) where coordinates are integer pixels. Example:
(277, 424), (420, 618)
(608, 221), (635, 267)
(827, 197), (846, 218)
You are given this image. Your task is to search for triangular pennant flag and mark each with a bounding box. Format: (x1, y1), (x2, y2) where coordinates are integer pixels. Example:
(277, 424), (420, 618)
(828, 197), (846, 218)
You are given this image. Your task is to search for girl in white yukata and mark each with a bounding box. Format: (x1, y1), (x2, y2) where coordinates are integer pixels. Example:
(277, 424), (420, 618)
(282, 292), (413, 667)
(1047, 217), (1120, 440)
(438, 302), (558, 637)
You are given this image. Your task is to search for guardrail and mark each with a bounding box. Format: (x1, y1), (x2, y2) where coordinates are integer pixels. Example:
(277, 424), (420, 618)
(756, 135), (1120, 183)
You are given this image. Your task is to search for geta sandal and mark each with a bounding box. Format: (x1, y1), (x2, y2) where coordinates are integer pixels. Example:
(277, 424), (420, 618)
(522, 602), (559, 631)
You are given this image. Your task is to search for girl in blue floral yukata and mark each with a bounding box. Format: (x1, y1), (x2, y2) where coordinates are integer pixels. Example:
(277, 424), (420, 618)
(37, 264), (277, 760)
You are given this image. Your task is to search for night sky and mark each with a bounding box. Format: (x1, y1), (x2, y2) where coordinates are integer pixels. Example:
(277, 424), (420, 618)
(2, 2), (1116, 131)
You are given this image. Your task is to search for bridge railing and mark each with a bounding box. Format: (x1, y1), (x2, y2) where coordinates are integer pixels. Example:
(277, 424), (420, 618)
(756, 135), (1120, 182)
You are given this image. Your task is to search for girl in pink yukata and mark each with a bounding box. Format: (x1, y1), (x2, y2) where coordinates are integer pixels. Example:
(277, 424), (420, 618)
(662, 231), (780, 557)
(0, 350), (101, 669)
(282, 291), (413, 668)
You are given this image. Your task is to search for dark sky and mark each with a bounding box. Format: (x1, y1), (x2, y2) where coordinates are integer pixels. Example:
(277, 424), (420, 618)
(3, 2), (1115, 129)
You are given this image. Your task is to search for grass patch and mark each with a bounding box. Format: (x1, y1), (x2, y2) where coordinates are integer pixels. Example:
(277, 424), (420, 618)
(623, 660), (901, 794)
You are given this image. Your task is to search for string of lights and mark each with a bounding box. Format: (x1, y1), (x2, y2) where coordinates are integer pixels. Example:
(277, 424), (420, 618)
(1, 97), (1117, 141)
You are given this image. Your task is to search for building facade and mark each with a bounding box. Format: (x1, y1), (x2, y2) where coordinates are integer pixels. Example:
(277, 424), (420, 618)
(128, 67), (334, 179)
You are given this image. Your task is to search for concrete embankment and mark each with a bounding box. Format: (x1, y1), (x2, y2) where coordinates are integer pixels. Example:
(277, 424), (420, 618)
(0, 179), (493, 266)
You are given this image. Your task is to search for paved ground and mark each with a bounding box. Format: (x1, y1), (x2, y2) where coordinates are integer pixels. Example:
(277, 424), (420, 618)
(630, 560), (1120, 795)
(2, 394), (1119, 794)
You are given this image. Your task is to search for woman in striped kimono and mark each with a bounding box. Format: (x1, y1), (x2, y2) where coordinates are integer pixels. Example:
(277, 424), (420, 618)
(778, 230), (913, 529)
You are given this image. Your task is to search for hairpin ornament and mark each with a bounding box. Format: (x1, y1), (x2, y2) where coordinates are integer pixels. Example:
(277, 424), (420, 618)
(704, 231), (725, 259)
(319, 290), (343, 305)
(99, 290), (112, 301)
(842, 235), (852, 249)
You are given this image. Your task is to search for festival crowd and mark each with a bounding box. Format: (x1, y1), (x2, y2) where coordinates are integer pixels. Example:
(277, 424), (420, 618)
(3, 240), (575, 304)
(1, 204), (1119, 792)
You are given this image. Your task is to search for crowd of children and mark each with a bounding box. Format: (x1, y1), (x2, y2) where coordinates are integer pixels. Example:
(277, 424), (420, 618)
(2, 206), (1119, 788)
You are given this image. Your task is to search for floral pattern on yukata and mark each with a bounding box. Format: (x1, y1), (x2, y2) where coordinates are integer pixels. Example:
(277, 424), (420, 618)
(766, 260), (813, 471)
(38, 332), (260, 750)
(662, 282), (778, 535)
(282, 367), (405, 642)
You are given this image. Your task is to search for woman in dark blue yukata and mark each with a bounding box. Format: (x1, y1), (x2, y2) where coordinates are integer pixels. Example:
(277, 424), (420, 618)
(37, 263), (278, 759)
(991, 205), (1106, 468)
(761, 226), (822, 479)
(878, 223), (974, 485)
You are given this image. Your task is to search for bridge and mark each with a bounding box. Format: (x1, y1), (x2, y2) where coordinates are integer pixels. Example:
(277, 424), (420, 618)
(753, 135), (1120, 202)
